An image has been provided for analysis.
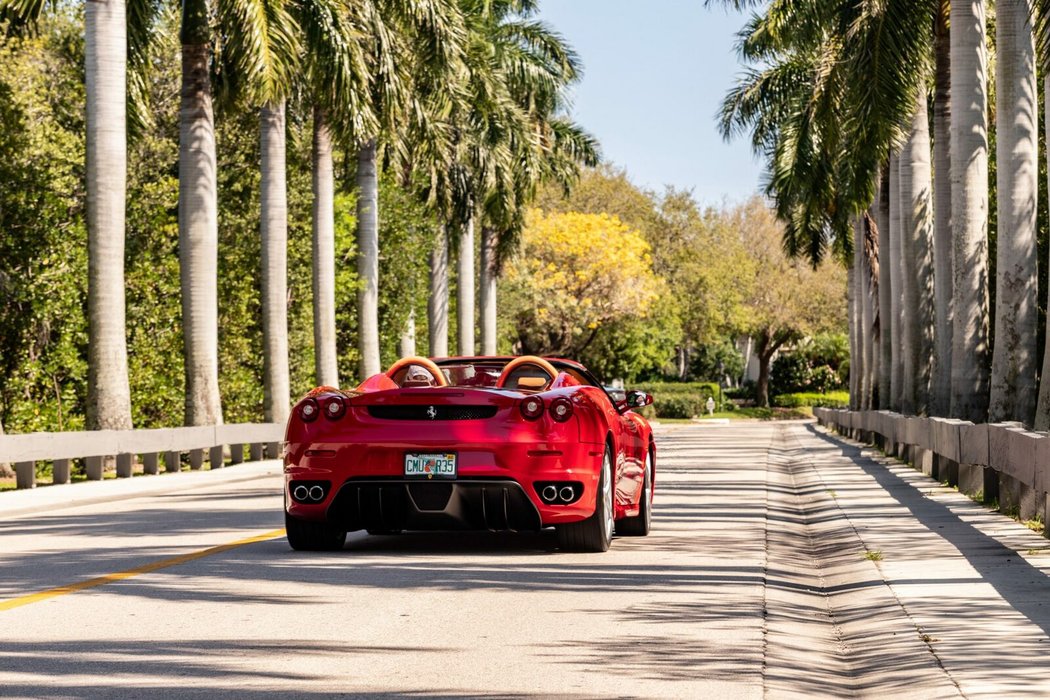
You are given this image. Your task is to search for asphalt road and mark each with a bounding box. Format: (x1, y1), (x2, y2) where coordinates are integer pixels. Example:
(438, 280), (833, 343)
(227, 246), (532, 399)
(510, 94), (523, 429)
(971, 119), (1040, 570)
(3, 422), (1050, 699)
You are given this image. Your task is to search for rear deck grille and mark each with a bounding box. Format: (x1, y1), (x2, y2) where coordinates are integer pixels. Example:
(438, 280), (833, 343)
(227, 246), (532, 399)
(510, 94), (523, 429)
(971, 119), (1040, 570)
(366, 405), (498, 421)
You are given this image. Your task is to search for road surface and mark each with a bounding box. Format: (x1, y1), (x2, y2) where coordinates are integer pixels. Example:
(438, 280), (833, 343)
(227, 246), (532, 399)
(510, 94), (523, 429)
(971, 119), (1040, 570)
(3, 421), (1050, 698)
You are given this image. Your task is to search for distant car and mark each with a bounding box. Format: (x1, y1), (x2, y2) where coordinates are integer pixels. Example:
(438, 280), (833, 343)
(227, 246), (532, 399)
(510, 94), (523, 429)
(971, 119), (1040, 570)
(283, 355), (655, 552)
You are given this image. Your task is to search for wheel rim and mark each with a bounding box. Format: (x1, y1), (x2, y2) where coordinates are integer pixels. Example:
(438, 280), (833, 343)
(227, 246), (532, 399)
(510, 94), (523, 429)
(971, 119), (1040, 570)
(602, 453), (614, 542)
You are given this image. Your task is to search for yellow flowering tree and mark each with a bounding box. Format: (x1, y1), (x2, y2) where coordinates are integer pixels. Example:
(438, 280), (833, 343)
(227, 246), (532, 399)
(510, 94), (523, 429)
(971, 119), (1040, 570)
(501, 210), (665, 359)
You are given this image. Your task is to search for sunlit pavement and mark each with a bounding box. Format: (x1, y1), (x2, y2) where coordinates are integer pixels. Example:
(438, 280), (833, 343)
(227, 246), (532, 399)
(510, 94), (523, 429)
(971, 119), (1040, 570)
(2, 421), (1050, 698)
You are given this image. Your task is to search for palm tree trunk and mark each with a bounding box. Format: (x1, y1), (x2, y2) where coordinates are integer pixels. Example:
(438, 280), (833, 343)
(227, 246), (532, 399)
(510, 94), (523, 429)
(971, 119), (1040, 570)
(179, 3), (223, 426)
(990, 0), (1039, 425)
(931, 0), (954, 418)
(428, 225), (449, 357)
(311, 106), (338, 387)
(86, 0), (132, 431)
(949, 0), (991, 423)
(356, 139), (381, 378)
(899, 91), (935, 416)
(457, 217), (476, 356)
(400, 310), (416, 357)
(848, 248), (859, 410)
(877, 162), (892, 409)
(888, 153), (903, 411)
(479, 226), (498, 355)
(1035, 77), (1050, 430)
(260, 101), (290, 424)
(858, 217), (873, 410)
(862, 213), (877, 410)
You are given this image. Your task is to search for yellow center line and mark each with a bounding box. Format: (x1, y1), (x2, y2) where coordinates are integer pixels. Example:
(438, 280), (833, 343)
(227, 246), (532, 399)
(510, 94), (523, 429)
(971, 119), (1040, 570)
(0, 528), (286, 613)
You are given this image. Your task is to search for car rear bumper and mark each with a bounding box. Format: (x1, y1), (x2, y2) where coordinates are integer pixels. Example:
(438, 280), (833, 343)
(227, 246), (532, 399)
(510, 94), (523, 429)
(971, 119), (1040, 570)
(325, 479), (543, 532)
(284, 440), (603, 528)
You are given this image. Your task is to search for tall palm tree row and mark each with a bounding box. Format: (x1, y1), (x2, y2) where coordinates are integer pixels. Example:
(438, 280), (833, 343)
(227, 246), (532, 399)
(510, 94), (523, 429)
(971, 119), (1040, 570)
(719, 0), (1050, 428)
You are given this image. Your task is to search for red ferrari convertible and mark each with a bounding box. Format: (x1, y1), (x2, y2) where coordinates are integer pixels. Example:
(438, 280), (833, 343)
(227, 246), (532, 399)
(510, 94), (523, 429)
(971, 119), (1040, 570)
(282, 355), (655, 553)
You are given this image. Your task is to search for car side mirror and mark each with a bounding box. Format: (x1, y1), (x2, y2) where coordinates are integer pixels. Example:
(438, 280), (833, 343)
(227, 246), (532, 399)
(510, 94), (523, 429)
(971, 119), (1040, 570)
(626, 390), (653, 408)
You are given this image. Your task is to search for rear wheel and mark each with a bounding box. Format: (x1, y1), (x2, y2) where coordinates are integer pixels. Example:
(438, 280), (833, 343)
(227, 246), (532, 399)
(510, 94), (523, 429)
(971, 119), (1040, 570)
(557, 448), (613, 553)
(616, 452), (652, 536)
(285, 512), (347, 551)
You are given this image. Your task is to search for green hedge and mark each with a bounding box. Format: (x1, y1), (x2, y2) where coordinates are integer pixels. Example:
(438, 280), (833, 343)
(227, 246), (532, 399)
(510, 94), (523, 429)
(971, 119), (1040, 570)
(772, 391), (849, 409)
(631, 382), (722, 419)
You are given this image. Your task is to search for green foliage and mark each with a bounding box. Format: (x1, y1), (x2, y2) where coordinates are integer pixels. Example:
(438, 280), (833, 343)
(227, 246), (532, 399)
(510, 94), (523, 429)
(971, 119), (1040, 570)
(0, 17), (437, 431)
(772, 391), (849, 409)
(770, 354), (811, 396)
(690, 339), (745, 383)
(0, 21), (88, 433)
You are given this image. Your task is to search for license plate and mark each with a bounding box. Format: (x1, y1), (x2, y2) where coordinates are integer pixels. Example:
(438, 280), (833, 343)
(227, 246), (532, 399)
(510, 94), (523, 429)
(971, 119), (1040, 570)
(404, 453), (457, 479)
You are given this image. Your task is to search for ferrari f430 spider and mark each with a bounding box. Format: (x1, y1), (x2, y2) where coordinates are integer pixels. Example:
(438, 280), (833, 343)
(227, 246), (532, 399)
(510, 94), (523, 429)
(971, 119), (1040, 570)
(283, 355), (655, 552)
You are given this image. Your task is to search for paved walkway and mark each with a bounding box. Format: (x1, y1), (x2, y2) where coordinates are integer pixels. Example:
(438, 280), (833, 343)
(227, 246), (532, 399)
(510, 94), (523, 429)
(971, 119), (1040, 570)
(1, 421), (1049, 698)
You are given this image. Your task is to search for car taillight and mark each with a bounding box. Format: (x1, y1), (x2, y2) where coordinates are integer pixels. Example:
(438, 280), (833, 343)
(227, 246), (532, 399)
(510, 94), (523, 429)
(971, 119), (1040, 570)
(323, 396), (346, 420)
(549, 397), (573, 422)
(520, 396), (545, 420)
(299, 398), (320, 422)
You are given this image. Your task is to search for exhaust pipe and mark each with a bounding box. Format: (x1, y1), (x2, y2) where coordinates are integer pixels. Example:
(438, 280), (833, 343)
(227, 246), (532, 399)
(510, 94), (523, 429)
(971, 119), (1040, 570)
(293, 485), (310, 502)
(559, 486), (575, 503)
(309, 485), (326, 502)
(541, 485), (558, 503)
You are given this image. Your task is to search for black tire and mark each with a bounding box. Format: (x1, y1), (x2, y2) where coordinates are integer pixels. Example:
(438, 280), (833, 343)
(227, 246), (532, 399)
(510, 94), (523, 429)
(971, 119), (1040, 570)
(285, 511), (347, 551)
(616, 451), (652, 536)
(557, 447), (614, 553)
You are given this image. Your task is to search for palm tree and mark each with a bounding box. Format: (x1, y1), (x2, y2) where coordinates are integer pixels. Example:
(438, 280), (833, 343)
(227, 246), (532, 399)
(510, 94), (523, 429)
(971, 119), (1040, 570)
(351, 0), (463, 375)
(1033, 4), (1050, 429)
(899, 91), (935, 416)
(931, 0), (953, 418)
(356, 138), (382, 375)
(990, 0), (1039, 425)
(429, 226), (451, 356)
(948, 0), (991, 423)
(0, 0), (148, 431)
(876, 164), (891, 409)
(312, 108), (340, 385)
(260, 101), (291, 423)
(178, 0), (223, 426)
(888, 153), (903, 412)
(85, 0), (133, 431)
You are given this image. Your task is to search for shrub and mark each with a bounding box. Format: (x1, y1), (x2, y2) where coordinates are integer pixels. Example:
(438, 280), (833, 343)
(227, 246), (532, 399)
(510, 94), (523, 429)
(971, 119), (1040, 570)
(809, 365), (840, 394)
(770, 354), (811, 396)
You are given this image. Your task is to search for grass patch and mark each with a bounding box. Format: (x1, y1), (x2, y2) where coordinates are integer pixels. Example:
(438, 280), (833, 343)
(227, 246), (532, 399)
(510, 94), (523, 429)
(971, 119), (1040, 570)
(863, 550), (883, 562)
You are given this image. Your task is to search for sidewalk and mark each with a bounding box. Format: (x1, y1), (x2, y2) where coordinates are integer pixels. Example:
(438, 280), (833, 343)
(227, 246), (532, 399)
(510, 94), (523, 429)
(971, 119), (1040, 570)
(0, 460), (283, 520)
(796, 422), (1050, 697)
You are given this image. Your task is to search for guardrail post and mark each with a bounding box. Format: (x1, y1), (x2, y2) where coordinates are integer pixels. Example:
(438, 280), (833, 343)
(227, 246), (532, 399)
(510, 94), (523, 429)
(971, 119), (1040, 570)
(165, 451), (181, 473)
(52, 458), (71, 484)
(229, 444), (244, 464)
(142, 453), (159, 475)
(116, 453), (133, 478)
(209, 445), (223, 470)
(249, 443), (263, 462)
(265, 442), (280, 459)
(15, 461), (35, 489)
(85, 456), (104, 480)
(189, 449), (204, 470)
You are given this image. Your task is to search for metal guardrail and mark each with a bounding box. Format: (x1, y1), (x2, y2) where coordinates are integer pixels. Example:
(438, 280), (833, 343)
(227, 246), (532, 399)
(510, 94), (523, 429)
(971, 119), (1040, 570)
(1, 423), (285, 489)
(814, 408), (1048, 528)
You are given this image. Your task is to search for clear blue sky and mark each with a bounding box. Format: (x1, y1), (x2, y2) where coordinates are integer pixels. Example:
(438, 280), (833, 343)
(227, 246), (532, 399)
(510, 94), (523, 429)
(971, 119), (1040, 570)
(537, 1), (764, 207)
